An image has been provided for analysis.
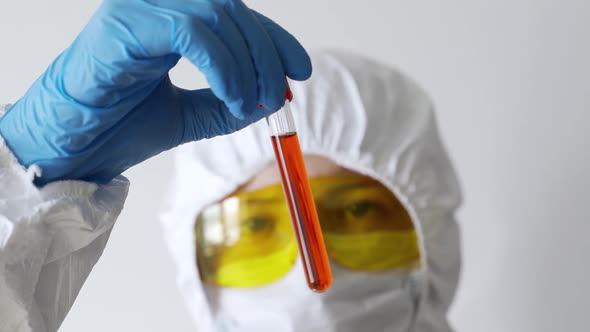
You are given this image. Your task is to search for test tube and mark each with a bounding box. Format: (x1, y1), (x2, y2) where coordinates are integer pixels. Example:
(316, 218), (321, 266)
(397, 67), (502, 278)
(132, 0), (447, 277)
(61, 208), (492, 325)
(266, 85), (333, 292)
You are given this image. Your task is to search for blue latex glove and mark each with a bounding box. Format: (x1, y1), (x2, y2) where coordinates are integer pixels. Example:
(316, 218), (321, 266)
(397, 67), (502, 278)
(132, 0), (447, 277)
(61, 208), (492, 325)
(0, 0), (311, 185)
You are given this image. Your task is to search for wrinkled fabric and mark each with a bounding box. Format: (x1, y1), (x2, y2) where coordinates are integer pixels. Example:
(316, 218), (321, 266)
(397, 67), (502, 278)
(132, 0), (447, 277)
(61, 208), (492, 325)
(0, 104), (130, 332)
(160, 51), (462, 331)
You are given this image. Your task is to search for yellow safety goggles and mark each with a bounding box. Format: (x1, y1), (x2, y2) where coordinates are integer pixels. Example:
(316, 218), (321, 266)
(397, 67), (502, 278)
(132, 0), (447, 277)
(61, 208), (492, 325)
(195, 175), (420, 288)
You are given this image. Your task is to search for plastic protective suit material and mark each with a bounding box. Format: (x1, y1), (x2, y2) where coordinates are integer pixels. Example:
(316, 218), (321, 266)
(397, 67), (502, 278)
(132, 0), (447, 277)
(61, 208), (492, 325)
(0, 105), (130, 332)
(0, 0), (312, 185)
(160, 51), (462, 331)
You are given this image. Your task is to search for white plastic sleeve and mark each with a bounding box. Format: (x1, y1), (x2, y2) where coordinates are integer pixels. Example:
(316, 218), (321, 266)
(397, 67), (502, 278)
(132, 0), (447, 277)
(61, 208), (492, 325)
(0, 104), (130, 332)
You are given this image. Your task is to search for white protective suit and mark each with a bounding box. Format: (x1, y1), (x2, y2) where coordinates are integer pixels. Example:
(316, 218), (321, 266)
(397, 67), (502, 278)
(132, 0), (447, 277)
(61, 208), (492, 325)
(160, 51), (462, 332)
(0, 50), (461, 332)
(0, 108), (130, 332)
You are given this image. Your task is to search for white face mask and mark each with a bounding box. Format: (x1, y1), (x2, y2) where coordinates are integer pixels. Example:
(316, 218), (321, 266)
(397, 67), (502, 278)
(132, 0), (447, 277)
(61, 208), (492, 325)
(202, 258), (419, 332)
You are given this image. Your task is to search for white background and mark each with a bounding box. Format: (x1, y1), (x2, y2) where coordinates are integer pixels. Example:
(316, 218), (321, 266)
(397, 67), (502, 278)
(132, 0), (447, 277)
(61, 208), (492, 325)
(1, 1), (589, 331)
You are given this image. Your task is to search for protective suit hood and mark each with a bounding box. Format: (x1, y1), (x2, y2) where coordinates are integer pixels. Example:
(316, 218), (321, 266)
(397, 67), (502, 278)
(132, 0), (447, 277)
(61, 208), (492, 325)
(160, 50), (462, 331)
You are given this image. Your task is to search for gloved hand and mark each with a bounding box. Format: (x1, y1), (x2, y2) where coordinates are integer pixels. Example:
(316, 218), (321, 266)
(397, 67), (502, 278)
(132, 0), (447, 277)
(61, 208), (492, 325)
(0, 0), (311, 185)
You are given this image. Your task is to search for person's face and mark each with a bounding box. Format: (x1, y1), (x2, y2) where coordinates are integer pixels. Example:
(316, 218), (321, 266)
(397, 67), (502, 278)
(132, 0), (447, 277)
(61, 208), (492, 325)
(195, 155), (420, 288)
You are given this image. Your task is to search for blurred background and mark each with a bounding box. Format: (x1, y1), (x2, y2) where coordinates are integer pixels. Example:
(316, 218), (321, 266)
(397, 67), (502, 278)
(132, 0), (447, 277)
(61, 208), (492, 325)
(1, 1), (589, 331)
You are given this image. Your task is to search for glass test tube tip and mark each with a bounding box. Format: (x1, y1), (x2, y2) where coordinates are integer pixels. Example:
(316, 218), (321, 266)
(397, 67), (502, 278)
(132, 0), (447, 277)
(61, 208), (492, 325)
(267, 92), (333, 292)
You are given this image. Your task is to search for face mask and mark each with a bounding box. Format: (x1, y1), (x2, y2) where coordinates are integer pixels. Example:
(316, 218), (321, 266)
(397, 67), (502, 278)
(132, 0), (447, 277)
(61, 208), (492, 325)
(204, 258), (418, 332)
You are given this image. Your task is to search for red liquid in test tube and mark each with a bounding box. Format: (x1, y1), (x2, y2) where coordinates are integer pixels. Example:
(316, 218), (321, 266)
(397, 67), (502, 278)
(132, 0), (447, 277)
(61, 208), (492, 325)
(266, 85), (333, 292)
